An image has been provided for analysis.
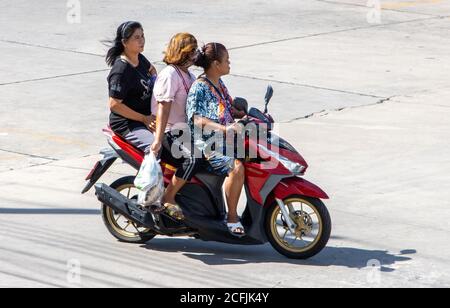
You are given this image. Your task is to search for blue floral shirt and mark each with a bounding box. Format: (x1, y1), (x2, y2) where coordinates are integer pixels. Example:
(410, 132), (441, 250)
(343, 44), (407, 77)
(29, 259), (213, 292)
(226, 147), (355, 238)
(186, 78), (234, 154)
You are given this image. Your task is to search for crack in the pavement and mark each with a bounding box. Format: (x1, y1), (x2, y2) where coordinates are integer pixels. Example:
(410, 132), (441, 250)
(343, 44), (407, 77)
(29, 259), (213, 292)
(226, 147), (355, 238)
(228, 15), (445, 51)
(0, 148), (59, 161)
(0, 161), (56, 174)
(0, 69), (109, 86)
(228, 73), (384, 99)
(0, 39), (104, 57)
(186, 66), (380, 98)
(48, 164), (132, 177)
(0, 151), (132, 176)
(283, 96), (395, 123)
(313, 0), (444, 17)
(0, 39), (166, 68)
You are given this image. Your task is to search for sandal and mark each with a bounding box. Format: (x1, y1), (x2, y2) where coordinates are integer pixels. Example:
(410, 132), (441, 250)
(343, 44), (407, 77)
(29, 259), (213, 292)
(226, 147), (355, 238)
(164, 203), (185, 220)
(227, 221), (246, 237)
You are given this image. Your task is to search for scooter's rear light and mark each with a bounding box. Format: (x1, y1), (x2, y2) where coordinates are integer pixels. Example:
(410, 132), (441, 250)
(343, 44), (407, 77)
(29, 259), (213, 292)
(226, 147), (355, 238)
(102, 127), (114, 137)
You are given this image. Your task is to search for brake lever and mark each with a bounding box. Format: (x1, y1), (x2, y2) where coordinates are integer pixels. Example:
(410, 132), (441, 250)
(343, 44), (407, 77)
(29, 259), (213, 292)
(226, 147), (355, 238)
(238, 116), (250, 126)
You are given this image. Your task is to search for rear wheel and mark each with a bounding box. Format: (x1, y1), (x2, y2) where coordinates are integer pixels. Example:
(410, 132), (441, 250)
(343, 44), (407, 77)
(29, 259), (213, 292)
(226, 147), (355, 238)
(265, 195), (331, 259)
(101, 176), (157, 244)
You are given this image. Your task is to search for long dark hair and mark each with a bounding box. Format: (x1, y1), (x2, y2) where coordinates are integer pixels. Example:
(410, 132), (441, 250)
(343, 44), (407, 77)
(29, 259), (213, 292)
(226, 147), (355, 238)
(105, 21), (143, 67)
(194, 42), (227, 70)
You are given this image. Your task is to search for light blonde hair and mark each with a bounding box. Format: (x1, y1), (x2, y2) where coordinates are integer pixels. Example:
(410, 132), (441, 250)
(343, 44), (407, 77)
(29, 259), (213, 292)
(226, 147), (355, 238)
(163, 33), (198, 66)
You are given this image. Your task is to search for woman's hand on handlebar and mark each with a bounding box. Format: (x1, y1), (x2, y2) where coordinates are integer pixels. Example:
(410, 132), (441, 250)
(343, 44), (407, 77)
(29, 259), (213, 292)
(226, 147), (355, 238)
(237, 116), (250, 126)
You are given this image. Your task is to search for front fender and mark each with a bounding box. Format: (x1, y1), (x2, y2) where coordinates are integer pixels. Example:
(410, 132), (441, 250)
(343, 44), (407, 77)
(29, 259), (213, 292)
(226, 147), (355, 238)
(269, 177), (329, 204)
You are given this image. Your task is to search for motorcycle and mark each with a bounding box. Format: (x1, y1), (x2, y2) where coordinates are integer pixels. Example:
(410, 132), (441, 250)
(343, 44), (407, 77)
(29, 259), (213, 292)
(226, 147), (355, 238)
(82, 86), (331, 259)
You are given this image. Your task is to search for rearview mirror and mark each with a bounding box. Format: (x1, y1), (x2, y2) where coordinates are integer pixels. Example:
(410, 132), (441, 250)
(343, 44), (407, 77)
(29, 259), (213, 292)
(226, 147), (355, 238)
(264, 85), (274, 113)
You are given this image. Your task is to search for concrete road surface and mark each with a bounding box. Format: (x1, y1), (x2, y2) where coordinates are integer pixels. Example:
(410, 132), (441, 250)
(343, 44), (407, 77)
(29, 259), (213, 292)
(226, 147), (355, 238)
(0, 0), (449, 287)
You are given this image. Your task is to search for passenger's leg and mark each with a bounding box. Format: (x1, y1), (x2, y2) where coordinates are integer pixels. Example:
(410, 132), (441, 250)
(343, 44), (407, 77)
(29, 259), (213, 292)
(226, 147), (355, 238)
(161, 132), (201, 214)
(224, 159), (245, 224)
(163, 176), (187, 205)
(124, 126), (155, 153)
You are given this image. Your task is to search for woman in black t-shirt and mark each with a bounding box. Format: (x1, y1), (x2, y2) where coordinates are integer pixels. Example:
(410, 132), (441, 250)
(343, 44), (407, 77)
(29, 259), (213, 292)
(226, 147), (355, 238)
(106, 21), (157, 152)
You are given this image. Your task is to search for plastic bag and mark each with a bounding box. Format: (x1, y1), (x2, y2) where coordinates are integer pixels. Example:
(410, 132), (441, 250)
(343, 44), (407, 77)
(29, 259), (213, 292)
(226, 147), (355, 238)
(134, 152), (164, 206)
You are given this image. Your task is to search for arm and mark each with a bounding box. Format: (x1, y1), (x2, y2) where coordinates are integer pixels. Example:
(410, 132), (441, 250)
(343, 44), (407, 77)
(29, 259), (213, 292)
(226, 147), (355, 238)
(149, 64), (157, 76)
(109, 97), (156, 131)
(193, 116), (241, 136)
(193, 116), (227, 133)
(151, 101), (172, 153)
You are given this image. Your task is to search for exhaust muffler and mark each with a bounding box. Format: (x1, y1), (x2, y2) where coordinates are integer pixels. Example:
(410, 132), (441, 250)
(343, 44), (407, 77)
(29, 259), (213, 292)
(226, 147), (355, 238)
(94, 183), (155, 229)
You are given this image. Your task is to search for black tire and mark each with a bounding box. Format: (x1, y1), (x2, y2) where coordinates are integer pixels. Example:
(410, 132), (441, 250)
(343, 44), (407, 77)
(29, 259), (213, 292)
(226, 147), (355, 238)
(265, 195), (331, 259)
(101, 176), (157, 244)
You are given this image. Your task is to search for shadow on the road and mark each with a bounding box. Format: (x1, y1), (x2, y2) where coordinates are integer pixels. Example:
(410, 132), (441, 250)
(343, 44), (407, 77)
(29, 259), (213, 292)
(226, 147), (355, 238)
(142, 238), (416, 270)
(0, 208), (100, 215)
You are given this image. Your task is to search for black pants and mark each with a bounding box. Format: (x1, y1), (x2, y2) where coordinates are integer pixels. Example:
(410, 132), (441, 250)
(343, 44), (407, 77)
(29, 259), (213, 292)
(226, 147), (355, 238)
(160, 131), (202, 181)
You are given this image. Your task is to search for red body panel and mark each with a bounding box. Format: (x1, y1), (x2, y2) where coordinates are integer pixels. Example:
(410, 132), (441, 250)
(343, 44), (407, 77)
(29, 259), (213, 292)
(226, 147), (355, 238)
(266, 177), (329, 207)
(244, 163), (272, 205)
(112, 135), (144, 165)
(244, 140), (293, 205)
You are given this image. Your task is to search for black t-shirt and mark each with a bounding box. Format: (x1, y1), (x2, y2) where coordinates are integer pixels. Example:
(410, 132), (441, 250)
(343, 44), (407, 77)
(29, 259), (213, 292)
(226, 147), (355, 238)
(108, 53), (154, 136)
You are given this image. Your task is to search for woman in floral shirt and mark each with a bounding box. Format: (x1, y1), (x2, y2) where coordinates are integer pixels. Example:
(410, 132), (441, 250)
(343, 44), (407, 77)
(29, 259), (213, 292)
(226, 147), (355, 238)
(187, 43), (245, 237)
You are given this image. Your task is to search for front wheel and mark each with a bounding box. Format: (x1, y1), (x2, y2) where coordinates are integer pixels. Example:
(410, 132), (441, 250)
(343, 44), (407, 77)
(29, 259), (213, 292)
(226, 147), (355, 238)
(101, 176), (157, 244)
(265, 195), (331, 259)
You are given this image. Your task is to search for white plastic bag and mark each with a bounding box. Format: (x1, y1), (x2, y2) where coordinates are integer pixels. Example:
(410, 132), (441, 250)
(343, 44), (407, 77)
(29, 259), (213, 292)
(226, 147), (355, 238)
(134, 152), (164, 206)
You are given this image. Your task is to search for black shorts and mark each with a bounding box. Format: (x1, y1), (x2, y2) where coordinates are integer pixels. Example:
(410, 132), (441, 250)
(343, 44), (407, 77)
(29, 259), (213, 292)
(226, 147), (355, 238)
(160, 131), (202, 181)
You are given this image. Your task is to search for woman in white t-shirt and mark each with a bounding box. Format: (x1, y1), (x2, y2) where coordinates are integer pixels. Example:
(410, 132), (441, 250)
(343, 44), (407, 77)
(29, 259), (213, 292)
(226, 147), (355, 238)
(150, 33), (202, 220)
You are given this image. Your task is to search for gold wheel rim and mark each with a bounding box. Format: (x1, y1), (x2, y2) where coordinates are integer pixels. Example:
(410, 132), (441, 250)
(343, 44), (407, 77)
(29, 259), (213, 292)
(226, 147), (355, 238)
(270, 198), (323, 253)
(105, 184), (151, 238)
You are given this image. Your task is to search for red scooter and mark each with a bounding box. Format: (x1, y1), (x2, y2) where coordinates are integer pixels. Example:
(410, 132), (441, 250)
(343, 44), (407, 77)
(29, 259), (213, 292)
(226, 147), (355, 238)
(82, 86), (331, 259)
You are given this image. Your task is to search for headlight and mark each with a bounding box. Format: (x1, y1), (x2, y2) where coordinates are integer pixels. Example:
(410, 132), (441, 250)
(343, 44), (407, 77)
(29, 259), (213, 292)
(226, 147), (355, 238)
(258, 144), (305, 175)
